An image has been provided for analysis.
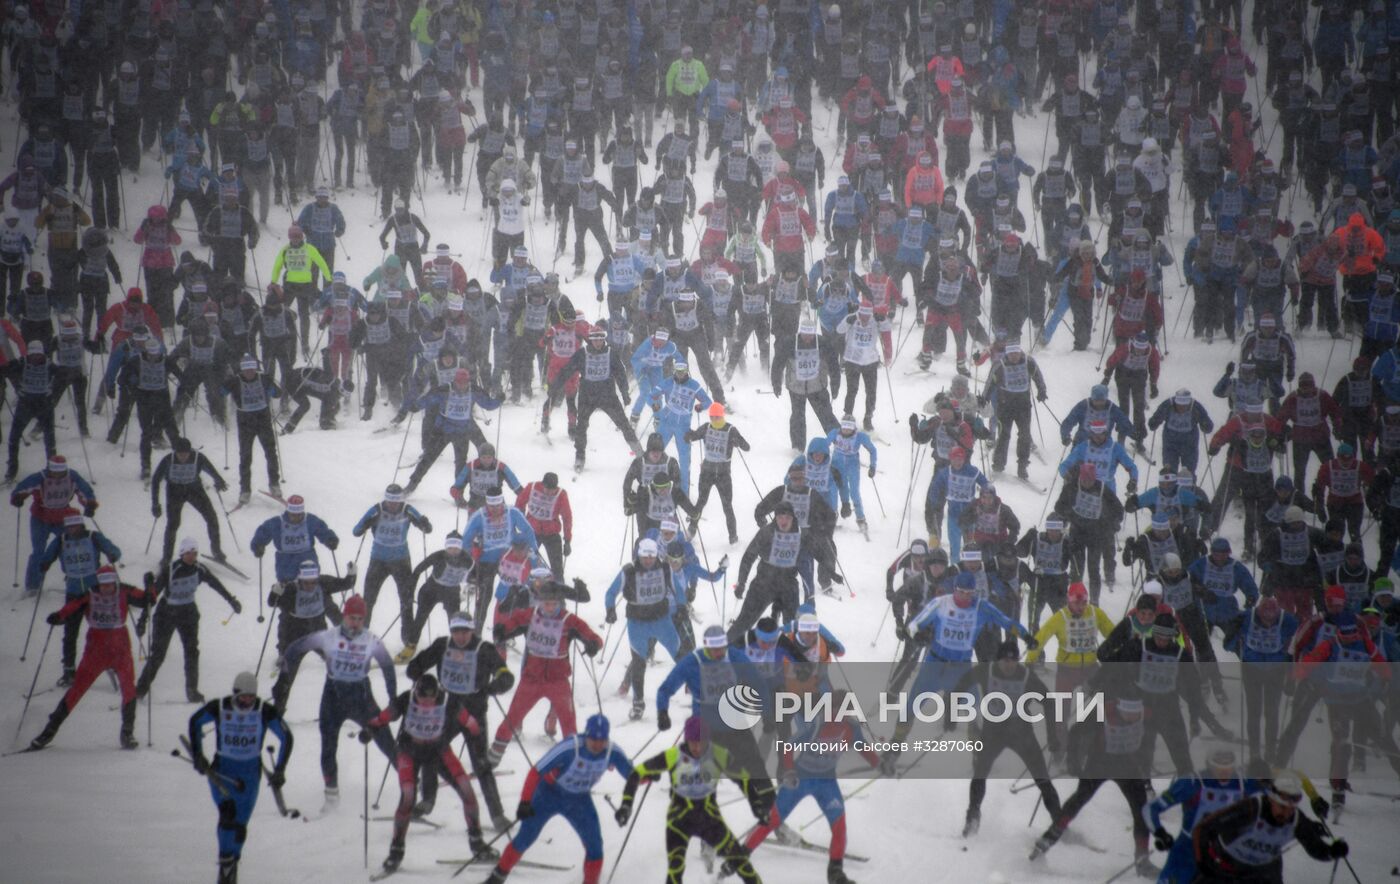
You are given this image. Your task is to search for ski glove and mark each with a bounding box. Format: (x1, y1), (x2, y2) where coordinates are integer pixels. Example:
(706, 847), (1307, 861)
(867, 466), (876, 478)
(614, 802), (632, 827)
(357, 727), (375, 744)
(152, 503), (162, 518)
(45, 612), (62, 626)
(192, 755), (210, 775)
(516, 800), (534, 819)
(230, 599), (243, 615)
(1153, 828), (1174, 851)
(562, 539), (571, 556)
(606, 608), (617, 624)
(1329, 840), (1349, 860)
(657, 709), (672, 731)
(267, 769), (286, 788)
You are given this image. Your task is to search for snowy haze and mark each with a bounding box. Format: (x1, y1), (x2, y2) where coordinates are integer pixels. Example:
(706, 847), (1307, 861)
(2, 21), (1396, 884)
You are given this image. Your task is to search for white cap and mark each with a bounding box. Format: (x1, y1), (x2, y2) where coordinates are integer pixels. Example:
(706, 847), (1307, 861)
(797, 613), (820, 633)
(239, 356), (259, 371)
(530, 566), (554, 581)
(177, 537), (199, 556)
(660, 519), (679, 534)
(638, 538), (659, 557)
(449, 613), (475, 631)
(1142, 580), (1163, 597)
(703, 626), (728, 648)
(443, 535), (463, 551)
(26, 340), (45, 356)
(298, 562), (320, 580)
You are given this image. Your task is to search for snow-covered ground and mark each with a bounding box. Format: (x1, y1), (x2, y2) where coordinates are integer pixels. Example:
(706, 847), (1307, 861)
(3, 30), (1399, 884)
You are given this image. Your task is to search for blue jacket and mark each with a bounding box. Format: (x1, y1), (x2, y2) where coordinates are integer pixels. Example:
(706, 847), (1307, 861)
(352, 503), (430, 562)
(1060, 397), (1137, 445)
(1224, 609), (1298, 663)
(910, 594), (1028, 662)
(1059, 438), (1139, 493)
(630, 338), (680, 387)
(1187, 554), (1260, 622)
(251, 513), (339, 582)
(656, 646), (755, 716)
(461, 508), (537, 564)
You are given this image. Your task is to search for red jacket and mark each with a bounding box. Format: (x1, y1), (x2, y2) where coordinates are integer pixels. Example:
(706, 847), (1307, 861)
(515, 481), (573, 540)
(494, 606), (600, 682)
(55, 582), (150, 642)
(1208, 414), (1285, 470)
(1103, 341), (1162, 384)
(1328, 214), (1386, 276)
(761, 203), (815, 254)
(1275, 390), (1343, 444)
(1312, 457), (1375, 507)
(97, 297), (163, 345)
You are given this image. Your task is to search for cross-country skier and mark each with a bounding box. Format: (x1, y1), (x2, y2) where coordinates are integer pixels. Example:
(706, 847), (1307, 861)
(187, 672), (293, 884)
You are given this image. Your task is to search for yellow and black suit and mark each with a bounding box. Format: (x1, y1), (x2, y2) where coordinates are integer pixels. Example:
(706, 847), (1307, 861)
(621, 742), (774, 883)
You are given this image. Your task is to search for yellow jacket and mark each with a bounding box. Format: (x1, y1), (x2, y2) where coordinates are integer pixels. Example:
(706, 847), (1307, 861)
(1025, 605), (1115, 667)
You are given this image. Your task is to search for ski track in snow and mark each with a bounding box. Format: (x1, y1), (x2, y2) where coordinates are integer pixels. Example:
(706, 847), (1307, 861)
(0, 29), (1393, 884)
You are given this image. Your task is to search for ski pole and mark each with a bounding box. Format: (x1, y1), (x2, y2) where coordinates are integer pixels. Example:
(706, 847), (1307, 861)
(256, 557), (265, 623)
(14, 624), (54, 745)
(370, 755), (394, 809)
(18, 562), (45, 660)
(11, 508), (21, 588)
(254, 607), (278, 676)
(605, 779), (654, 884)
(363, 734), (369, 868)
(213, 485), (240, 553)
(144, 511), (160, 556)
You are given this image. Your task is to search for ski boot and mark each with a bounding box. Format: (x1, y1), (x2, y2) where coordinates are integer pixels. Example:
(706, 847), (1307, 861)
(268, 483), (282, 500)
(469, 829), (498, 860)
(361, 405), (372, 421)
(393, 643), (417, 665)
(119, 700), (138, 749)
(728, 531), (739, 544)
(322, 787), (340, 812)
(962, 808), (980, 837)
(840, 501), (852, 518)
(574, 452), (585, 472)
(381, 842), (404, 875)
(629, 699), (644, 721)
(30, 702), (69, 750)
(916, 352), (932, 370)
(1331, 790), (1346, 823)
(217, 854), (239, 884)
(956, 359), (971, 377)
(1017, 464), (1029, 479)
(481, 869), (507, 884)
(490, 811), (511, 832)
(828, 859), (856, 884)
(412, 798), (434, 818)
(1029, 825), (1063, 860)
(187, 688), (206, 704)
(1212, 681), (1229, 711)
(773, 823), (799, 845)
(57, 669), (75, 687)
(862, 414), (874, 431)
(281, 421), (298, 435)
(1134, 855), (1160, 878)
(629, 412), (640, 427)
(238, 491), (251, 506)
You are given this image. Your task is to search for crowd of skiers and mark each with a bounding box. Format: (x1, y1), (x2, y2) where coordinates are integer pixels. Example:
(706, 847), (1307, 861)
(9, 0), (1400, 882)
